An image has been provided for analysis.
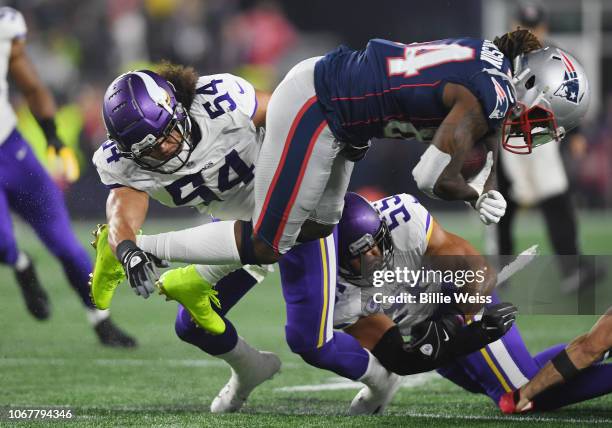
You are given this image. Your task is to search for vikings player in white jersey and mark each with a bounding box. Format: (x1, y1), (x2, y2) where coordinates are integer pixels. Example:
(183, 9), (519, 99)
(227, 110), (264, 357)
(0, 6), (135, 347)
(92, 64), (281, 413)
(336, 193), (612, 413)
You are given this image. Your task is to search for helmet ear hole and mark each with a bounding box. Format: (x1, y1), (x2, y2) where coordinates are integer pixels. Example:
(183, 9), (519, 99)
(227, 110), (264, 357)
(525, 75), (536, 89)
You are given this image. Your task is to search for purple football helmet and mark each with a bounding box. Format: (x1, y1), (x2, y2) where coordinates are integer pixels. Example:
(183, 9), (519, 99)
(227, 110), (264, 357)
(338, 192), (394, 287)
(102, 70), (193, 173)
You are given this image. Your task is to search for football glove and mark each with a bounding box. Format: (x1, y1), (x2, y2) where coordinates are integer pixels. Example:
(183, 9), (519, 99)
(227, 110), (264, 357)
(406, 311), (464, 360)
(47, 146), (80, 184)
(481, 302), (518, 341)
(474, 190), (507, 225)
(116, 240), (168, 298)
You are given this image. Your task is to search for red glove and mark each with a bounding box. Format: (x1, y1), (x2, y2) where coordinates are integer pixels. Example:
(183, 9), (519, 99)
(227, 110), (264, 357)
(499, 390), (534, 414)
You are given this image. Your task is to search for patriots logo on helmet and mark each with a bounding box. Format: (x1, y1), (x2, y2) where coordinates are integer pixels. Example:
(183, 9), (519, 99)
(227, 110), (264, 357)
(489, 77), (511, 120)
(554, 51), (580, 105)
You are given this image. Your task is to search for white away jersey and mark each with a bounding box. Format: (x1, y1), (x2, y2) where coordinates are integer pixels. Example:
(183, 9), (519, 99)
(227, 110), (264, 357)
(93, 73), (260, 221)
(334, 193), (439, 333)
(0, 7), (27, 144)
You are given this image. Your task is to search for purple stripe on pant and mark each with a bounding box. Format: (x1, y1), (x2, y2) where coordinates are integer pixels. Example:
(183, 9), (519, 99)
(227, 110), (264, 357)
(438, 303), (612, 409)
(0, 129), (93, 308)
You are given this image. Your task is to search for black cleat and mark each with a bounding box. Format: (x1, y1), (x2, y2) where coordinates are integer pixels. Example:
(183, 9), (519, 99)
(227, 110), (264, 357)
(94, 318), (138, 348)
(14, 257), (50, 320)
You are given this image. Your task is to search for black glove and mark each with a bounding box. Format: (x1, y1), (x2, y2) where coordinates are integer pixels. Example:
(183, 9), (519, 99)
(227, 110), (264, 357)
(480, 302), (518, 341)
(37, 117), (63, 150)
(405, 312), (463, 360)
(116, 240), (168, 298)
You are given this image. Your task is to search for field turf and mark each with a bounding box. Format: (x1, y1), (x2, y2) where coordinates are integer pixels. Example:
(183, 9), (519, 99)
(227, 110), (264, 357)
(1, 211), (611, 427)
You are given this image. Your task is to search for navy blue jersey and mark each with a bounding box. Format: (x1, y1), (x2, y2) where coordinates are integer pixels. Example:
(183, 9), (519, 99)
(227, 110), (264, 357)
(314, 38), (515, 146)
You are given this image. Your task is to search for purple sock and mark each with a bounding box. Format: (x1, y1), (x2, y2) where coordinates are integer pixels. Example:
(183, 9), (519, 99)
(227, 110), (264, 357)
(175, 304), (238, 355)
(174, 267), (259, 355)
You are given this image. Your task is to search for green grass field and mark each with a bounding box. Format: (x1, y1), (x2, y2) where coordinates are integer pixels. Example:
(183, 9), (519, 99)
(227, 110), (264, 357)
(1, 210), (611, 427)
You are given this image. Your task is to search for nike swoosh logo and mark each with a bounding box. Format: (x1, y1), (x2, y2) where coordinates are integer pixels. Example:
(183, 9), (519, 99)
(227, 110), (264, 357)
(442, 330), (450, 342)
(235, 81), (245, 94)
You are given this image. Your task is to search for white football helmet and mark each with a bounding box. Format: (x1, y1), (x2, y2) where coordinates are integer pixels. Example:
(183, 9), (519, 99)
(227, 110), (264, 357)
(502, 46), (589, 154)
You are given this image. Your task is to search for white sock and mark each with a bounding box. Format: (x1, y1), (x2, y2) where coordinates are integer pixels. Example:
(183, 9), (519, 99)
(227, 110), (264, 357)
(87, 308), (110, 326)
(358, 350), (392, 392)
(136, 220), (241, 265)
(195, 264), (241, 284)
(216, 336), (260, 373)
(14, 251), (30, 272)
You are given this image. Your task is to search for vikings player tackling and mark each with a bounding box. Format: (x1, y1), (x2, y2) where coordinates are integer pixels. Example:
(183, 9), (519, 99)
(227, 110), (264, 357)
(335, 193), (612, 413)
(91, 64), (284, 412)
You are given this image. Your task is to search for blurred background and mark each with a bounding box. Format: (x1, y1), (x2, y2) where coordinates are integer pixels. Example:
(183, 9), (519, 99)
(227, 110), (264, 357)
(5, 0), (612, 220)
(2, 2), (611, 422)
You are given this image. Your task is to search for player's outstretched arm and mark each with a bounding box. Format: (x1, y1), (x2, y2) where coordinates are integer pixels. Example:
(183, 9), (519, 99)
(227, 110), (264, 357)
(425, 218), (497, 315)
(503, 308), (612, 413)
(106, 187), (149, 254)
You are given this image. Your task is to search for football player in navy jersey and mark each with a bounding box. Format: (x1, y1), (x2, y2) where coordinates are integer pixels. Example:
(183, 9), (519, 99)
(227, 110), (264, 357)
(149, 30), (589, 270)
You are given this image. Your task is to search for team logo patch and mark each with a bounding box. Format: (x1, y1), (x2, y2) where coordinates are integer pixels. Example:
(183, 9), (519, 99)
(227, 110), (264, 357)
(554, 51), (580, 105)
(364, 297), (381, 314)
(489, 77), (510, 120)
(420, 343), (434, 356)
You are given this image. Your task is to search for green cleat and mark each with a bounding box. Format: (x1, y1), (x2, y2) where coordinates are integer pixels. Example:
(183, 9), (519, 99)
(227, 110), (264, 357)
(89, 224), (125, 310)
(156, 265), (226, 335)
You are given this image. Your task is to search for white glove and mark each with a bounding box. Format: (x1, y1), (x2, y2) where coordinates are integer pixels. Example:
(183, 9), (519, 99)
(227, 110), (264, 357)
(466, 151), (493, 196)
(475, 190), (507, 225)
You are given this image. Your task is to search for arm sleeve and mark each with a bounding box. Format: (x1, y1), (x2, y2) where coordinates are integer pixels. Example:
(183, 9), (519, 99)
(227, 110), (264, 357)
(371, 321), (498, 375)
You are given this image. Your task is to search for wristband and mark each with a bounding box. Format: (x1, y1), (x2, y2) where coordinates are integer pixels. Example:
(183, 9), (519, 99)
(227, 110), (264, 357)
(37, 117), (61, 148)
(116, 239), (138, 264)
(551, 348), (580, 381)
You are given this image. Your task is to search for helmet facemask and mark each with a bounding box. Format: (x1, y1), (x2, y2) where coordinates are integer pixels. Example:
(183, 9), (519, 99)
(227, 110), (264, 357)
(340, 219), (395, 288)
(115, 103), (194, 174)
(501, 102), (562, 154)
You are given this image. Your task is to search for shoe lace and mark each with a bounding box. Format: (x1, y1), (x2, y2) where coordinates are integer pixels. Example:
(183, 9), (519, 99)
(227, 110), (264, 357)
(206, 288), (222, 309)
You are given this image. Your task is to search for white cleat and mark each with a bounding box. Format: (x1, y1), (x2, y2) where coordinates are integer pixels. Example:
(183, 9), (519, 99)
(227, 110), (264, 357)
(348, 373), (403, 416)
(210, 351), (281, 413)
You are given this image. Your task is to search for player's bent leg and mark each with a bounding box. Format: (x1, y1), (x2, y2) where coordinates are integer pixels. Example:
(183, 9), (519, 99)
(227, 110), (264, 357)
(0, 138), (50, 320)
(280, 234), (399, 414)
(252, 57), (345, 256)
(158, 265), (225, 335)
(452, 321), (539, 404)
(174, 268), (279, 413)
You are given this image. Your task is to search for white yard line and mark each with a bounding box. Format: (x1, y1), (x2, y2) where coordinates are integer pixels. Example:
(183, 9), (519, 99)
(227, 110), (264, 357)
(0, 357), (301, 369)
(274, 372), (438, 392)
